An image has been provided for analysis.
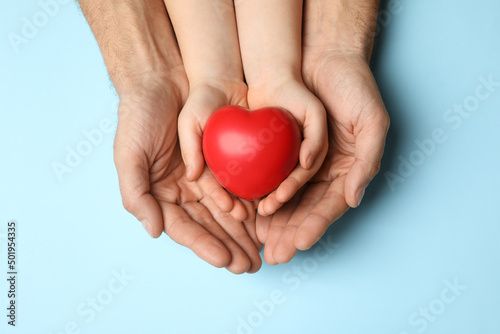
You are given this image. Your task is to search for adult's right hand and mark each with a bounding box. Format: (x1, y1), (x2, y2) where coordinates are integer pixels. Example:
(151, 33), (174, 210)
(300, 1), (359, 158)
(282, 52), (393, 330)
(255, 0), (390, 265)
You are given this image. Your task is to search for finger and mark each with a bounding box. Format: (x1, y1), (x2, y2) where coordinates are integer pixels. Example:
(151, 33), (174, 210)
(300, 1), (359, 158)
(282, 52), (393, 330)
(257, 192), (278, 217)
(267, 192), (307, 264)
(258, 116), (327, 215)
(114, 144), (163, 238)
(243, 199), (257, 224)
(201, 198), (262, 273)
(197, 167), (234, 213)
(225, 240), (254, 274)
(260, 214), (284, 266)
(345, 106), (390, 207)
(255, 213), (272, 246)
(243, 219), (262, 253)
(181, 202), (252, 274)
(294, 176), (349, 251)
(241, 199), (260, 251)
(258, 197), (298, 265)
(258, 161), (319, 216)
(178, 108), (205, 181)
(235, 226), (262, 274)
(272, 182), (330, 263)
(228, 197), (248, 222)
(299, 100), (328, 170)
(162, 202), (231, 268)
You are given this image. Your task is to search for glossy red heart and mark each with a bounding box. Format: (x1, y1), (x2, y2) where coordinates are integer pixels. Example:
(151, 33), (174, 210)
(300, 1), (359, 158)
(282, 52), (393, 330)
(202, 105), (301, 200)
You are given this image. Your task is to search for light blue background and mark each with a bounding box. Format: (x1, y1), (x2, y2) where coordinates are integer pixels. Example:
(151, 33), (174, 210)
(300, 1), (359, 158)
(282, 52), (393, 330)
(1, 0), (499, 333)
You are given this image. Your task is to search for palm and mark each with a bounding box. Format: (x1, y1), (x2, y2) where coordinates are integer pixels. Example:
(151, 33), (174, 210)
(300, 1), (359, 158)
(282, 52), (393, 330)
(116, 90), (179, 182)
(256, 108), (351, 265)
(308, 55), (387, 185)
(154, 144), (262, 274)
(115, 89), (261, 274)
(257, 53), (389, 265)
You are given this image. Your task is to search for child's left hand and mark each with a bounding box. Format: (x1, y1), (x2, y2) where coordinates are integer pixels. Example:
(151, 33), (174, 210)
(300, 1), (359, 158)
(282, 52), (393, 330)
(165, 0), (256, 221)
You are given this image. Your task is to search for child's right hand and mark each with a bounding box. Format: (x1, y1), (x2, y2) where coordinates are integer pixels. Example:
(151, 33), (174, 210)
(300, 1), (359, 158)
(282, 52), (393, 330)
(234, 0), (328, 216)
(247, 77), (328, 217)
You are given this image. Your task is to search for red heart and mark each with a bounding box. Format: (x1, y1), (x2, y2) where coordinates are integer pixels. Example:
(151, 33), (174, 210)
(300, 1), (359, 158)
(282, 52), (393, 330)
(202, 105), (301, 200)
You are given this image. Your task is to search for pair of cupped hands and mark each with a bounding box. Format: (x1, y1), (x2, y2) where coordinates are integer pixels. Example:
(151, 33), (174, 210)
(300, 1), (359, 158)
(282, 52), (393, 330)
(101, 0), (389, 274)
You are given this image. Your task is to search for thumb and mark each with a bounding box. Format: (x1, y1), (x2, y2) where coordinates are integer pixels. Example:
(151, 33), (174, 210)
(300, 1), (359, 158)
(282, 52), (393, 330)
(178, 84), (249, 181)
(178, 99), (205, 182)
(299, 99), (328, 170)
(345, 104), (390, 208)
(114, 140), (163, 238)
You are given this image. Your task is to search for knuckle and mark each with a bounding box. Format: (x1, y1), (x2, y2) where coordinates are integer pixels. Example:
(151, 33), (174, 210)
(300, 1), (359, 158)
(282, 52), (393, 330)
(177, 111), (192, 129)
(165, 214), (189, 237)
(188, 233), (212, 249)
(232, 258), (251, 275)
(369, 161), (382, 176)
(214, 209), (231, 221)
(382, 114), (391, 131)
(121, 196), (136, 213)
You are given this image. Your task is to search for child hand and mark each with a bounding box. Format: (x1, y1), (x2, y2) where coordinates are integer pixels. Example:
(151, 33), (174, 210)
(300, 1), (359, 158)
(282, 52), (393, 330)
(165, 0), (255, 220)
(235, 0), (328, 216)
(248, 77), (328, 216)
(178, 80), (256, 221)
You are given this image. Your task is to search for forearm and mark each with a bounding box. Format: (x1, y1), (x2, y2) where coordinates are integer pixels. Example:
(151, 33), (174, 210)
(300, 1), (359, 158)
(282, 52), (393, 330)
(303, 0), (380, 59)
(79, 0), (184, 95)
(164, 0), (243, 86)
(235, 0), (303, 86)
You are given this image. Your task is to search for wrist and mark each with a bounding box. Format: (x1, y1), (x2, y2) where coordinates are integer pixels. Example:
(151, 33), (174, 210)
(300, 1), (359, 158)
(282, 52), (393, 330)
(186, 77), (247, 108)
(108, 0), (184, 95)
(118, 70), (187, 104)
(187, 64), (245, 92)
(246, 73), (303, 105)
(303, 0), (379, 60)
(245, 66), (302, 90)
(80, 0), (185, 95)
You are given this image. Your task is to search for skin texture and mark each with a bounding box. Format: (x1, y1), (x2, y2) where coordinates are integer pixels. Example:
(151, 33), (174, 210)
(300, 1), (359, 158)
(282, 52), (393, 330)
(234, 0), (329, 217)
(79, 0), (390, 271)
(164, 0), (255, 221)
(167, 0), (327, 220)
(256, 0), (390, 265)
(79, 0), (262, 274)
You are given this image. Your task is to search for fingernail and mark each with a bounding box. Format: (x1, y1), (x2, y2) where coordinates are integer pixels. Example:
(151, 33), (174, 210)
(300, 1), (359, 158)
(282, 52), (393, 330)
(355, 187), (366, 207)
(306, 155), (313, 169)
(258, 203), (267, 216)
(140, 219), (154, 237)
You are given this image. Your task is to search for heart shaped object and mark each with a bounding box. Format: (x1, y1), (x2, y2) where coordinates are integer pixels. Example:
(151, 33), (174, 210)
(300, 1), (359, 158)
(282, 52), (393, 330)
(202, 105), (301, 200)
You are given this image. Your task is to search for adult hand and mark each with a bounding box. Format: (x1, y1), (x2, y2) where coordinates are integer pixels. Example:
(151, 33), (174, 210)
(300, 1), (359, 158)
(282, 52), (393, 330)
(115, 82), (262, 273)
(256, 0), (390, 264)
(234, 0), (328, 217)
(80, 0), (262, 273)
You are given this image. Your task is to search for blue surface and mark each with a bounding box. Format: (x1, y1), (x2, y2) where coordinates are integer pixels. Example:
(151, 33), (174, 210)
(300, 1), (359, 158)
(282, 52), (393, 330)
(1, 0), (499, 333)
